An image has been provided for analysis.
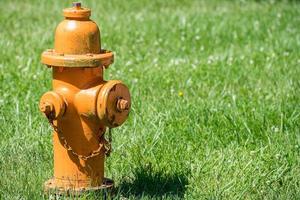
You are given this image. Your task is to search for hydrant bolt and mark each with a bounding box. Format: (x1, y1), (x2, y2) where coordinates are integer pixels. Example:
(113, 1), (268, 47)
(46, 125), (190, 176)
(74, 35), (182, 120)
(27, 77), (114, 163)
(40, 102), (53, 115)
(117, 99), (129, 112)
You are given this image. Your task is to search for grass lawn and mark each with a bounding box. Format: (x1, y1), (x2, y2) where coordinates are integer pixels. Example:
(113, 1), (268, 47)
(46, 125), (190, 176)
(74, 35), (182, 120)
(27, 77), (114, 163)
(0, 0), (299, 199)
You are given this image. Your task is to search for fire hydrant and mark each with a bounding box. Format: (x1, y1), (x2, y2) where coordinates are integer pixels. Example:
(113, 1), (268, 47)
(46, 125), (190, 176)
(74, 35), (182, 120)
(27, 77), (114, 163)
(39, 2), (131, 193)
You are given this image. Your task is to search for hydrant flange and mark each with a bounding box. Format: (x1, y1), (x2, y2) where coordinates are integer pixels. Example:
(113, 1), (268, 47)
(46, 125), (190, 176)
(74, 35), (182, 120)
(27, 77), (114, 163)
(41, 49), (114, 68)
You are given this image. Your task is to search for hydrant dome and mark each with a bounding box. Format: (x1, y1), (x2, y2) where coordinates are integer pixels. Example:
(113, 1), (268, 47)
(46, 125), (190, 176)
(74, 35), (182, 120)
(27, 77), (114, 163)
(54, 19), (101, 55)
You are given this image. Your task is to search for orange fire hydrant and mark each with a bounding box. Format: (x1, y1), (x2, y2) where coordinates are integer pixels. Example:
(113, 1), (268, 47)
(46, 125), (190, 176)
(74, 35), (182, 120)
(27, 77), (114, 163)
(39, 2), (130, 193)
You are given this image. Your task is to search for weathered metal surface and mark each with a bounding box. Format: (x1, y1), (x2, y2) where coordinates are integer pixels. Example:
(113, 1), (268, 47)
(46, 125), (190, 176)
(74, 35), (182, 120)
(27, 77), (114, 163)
(39, 2), (131, 194)
(41, 49), (114, 67)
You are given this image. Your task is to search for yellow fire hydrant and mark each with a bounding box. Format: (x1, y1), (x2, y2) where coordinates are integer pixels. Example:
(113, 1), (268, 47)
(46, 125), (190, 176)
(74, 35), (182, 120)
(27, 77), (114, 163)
(39, 2), (131, 193)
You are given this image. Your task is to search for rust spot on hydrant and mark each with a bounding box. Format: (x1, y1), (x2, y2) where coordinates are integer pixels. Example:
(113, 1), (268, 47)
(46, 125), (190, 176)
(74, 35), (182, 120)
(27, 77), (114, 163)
(39, 2), (131, 194)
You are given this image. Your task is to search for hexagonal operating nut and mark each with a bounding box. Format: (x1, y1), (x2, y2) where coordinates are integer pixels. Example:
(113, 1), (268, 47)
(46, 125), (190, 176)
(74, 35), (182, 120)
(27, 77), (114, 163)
(40, 102), (54, 115)
(116, 98), (129, 112)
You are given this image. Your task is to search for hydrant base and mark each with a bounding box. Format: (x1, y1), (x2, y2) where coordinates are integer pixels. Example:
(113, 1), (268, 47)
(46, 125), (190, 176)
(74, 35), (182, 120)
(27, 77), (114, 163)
(44, 177), (114, 196)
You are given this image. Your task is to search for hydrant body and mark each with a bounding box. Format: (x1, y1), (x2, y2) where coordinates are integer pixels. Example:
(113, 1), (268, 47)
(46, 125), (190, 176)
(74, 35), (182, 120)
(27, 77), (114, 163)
(39, 3), (130, 193)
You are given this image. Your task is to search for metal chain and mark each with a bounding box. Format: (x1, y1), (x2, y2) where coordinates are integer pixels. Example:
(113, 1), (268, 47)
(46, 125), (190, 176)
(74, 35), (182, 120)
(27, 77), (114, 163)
(46, 116), (111, 160)
(106, 128), (113, 157)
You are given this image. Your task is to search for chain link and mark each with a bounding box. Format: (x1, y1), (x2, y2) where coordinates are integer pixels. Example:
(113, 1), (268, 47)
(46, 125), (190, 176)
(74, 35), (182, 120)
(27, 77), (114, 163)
(46, 116), (111, 160)
(106, 128), (113, 157)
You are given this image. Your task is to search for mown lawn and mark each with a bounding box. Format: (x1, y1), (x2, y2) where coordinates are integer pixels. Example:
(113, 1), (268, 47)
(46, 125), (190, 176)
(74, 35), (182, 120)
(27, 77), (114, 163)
(0, 0), (299, 199)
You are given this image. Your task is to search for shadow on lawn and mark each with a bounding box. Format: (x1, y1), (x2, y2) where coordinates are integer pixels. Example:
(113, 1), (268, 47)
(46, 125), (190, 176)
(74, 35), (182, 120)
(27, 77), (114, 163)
(116, 164), (188, 199)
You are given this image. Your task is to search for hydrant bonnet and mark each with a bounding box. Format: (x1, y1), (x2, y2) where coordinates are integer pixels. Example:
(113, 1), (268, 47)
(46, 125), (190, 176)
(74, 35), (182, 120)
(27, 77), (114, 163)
(41, 3), (113, 68)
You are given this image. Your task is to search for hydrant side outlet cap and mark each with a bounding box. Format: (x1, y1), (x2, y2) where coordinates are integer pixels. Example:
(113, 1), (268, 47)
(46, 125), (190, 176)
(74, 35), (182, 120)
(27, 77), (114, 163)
(39, 91), (65, 119)
(97, 80), (131, 128)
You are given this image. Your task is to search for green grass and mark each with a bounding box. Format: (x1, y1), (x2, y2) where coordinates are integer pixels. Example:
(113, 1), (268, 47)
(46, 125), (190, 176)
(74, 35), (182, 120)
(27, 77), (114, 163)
(0, 0), (300, 199)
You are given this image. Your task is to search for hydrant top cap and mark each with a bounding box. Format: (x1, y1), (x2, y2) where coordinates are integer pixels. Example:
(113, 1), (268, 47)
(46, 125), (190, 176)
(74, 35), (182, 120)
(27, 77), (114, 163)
(63, 2), (91, 19)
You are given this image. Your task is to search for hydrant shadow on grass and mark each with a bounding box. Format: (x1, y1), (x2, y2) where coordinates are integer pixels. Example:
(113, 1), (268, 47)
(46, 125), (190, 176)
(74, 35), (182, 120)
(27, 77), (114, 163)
(116, 165), (188, 198)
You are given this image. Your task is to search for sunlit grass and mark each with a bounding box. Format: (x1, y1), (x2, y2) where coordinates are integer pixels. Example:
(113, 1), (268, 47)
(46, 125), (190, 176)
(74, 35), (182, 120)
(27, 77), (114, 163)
(0, 0), (299, 199)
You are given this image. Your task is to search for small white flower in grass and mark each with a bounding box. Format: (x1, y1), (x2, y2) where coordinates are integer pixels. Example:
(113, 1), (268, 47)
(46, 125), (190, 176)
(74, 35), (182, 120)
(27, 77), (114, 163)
(132, 78), (138, 83)
(283, 52), (289, 56)
(271, 126), (279, 133)
(180, 46), (186, 52)
(254, 20), (260, 29)
(116, 70), (121, 76)
(192, 63), (197, 69)
(180, 16), (186, 26)
(233, 31), (238, 39)
(277, 13), (282, 18)
(195, 35), (200, 40)
(125, 60), (132, 66)
(227, 56), (233, 66)
(135, 12), (144, 22)
(186, 78), (192, 86)
(250, 60), (254, 65)
(211, 108), (217, 112)
(259, 47), (264, 52)
(232, 94), (236, 103)
(200, 46), (204, 51)
(111, 15), (117, 22)
(137, 37), (144, 43)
